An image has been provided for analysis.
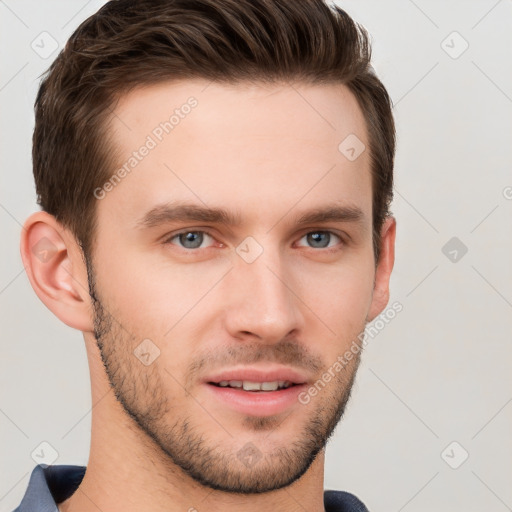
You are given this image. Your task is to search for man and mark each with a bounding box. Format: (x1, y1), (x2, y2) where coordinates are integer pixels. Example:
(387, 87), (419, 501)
(16, 0), (396, 510)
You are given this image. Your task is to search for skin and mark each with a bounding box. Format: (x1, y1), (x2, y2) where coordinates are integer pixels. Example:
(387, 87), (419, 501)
(21, 79), (395, 512)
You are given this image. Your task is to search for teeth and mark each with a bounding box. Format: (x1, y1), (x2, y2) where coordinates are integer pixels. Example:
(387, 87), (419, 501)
(216, 380), (292, 391)
(218, 380), (242, 387)
(260, 381), (279, 391)
(243, 381), (272, 391)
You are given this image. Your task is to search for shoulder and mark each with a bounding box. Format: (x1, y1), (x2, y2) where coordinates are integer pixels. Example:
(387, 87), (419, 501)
(13, 464), (87, 512)
(324, 489), (370, 512)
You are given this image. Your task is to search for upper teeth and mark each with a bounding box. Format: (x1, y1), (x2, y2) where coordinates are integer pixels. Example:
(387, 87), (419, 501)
(217, 380), (292, 391)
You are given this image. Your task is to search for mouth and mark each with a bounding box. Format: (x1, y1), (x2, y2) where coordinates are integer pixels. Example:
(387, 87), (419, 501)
(207, 380), (297, 392)
(203, 368), (309, 416)
(204, 379), (307, 417)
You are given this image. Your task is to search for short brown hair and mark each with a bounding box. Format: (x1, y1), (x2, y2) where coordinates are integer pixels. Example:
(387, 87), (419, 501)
(33, 0), (395, 262)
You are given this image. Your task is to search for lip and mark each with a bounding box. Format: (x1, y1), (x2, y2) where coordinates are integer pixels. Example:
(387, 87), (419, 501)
(204, 381), (307, 416)
(203, 366), (309, 385)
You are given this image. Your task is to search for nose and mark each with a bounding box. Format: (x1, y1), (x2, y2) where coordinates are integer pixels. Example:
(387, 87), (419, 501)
(222, 248), (305, 344)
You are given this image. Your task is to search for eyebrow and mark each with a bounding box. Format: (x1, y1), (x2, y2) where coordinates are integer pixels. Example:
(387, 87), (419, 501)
(136, 201), (366, 230)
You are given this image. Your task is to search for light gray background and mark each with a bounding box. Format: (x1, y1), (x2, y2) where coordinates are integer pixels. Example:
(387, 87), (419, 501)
(1, 1), (511, 511)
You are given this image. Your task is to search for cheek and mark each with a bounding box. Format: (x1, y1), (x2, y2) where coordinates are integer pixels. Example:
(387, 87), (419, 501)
(297, 258), (375, 341)
(93, 242), (229, 338)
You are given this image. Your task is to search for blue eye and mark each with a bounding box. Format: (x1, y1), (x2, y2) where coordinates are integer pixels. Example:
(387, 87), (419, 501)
(297, 231), (342, 249)
(167, 231), (215, 249)
(164, 230), (343, 251)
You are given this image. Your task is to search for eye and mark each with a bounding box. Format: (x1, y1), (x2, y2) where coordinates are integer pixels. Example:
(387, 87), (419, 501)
(296, 231), (343, 249)
(164, 230), (216, 250)
(163, 229), (343, 252)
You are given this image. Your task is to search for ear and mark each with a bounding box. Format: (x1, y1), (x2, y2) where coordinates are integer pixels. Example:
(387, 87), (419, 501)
(367, 216), (396, 322)
(20, 211), (94, 332)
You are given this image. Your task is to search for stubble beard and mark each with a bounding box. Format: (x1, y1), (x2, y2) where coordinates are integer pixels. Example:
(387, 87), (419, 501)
(86, 259), (362, 494)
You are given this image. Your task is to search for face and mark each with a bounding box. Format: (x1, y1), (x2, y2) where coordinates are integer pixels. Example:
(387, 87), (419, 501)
(87, 79), (381, 493)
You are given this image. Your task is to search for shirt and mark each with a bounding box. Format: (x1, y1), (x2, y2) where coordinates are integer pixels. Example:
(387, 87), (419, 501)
(13, 464), (369, 512)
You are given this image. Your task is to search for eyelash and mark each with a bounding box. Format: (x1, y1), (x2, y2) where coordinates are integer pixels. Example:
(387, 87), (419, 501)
(163, 229), (345, 252)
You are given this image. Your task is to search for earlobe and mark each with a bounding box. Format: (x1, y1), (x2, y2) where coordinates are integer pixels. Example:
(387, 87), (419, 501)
(20, 211), (94, 332)
(367, 216), (396, 322)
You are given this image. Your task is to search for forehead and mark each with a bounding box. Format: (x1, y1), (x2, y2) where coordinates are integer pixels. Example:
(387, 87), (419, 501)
(99, 79), (372, 230)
